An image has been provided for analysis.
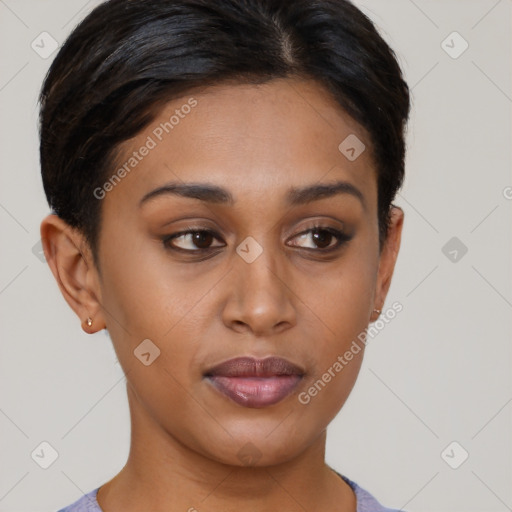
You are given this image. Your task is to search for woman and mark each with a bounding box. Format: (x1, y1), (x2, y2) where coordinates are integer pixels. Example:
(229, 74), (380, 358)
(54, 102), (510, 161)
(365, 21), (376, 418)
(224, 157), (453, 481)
(39, 0), (410, 510)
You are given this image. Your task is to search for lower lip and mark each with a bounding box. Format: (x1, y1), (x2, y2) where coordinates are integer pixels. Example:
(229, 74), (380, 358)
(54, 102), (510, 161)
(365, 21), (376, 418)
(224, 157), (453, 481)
(207, 375), (302, 408)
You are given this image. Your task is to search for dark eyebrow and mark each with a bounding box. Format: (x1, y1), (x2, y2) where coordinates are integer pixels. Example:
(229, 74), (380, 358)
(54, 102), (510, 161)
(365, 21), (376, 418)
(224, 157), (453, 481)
(139, 180), (365, 209)
(139, 182), (234, 207)
(286, 180), (366, 209)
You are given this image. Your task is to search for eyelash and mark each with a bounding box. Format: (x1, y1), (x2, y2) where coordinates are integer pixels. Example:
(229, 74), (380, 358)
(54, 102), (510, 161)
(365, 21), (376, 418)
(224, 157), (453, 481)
(162, 225), (352, 255)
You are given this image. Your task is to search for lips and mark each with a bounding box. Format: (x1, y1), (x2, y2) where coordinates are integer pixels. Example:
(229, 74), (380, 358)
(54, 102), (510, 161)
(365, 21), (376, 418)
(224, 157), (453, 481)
(204, 357), (304, 408)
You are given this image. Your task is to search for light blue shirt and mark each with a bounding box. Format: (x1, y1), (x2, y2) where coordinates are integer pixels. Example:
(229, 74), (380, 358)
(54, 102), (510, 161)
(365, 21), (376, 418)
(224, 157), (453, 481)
(57, 474), (403, 511)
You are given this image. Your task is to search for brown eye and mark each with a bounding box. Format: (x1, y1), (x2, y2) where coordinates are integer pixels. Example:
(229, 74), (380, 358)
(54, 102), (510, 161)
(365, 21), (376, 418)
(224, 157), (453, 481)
(164, 230), (225, 252)
(311, 229), (333, 249)
(191, 231), (214, 249)
(288, 227), (351, 251)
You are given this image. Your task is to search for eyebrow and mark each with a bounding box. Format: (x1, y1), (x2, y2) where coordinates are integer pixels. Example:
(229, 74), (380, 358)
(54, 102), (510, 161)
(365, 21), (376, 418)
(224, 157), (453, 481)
(139, 180), (366, 209)
(140, 183), (234, 206)
(287, 181), (365, 209)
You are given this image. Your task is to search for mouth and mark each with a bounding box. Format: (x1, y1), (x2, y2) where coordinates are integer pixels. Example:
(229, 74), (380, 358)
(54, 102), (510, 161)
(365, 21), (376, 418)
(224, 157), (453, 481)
(204, 356), (305, 408)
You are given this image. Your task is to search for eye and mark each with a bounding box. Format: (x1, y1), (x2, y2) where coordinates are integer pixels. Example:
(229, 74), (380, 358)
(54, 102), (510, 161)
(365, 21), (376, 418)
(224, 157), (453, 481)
(162, 226), (351, 254)
(163, 229), (225, 252)
(287, 226), (351, 251)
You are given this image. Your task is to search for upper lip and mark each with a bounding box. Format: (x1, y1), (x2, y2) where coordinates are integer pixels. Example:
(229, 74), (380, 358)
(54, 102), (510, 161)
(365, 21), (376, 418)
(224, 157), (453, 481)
(204, 356), (305, 378)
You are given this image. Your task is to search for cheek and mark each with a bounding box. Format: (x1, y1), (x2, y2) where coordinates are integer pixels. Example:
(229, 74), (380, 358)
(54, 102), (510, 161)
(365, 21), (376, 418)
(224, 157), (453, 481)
(98, 245), (228, 390)
(295, 244), (377, 402)
(96, 234), (186, 365)
(98, 225), (193, 326)
(301, 249), (378, 343)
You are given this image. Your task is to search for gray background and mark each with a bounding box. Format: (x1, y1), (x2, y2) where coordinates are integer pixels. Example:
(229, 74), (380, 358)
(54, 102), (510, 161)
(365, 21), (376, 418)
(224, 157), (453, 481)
(0, 1), (510, 511)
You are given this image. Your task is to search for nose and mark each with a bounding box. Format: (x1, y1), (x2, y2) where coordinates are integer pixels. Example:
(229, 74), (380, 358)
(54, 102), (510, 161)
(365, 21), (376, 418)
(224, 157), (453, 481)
(221, 244), (297, 337)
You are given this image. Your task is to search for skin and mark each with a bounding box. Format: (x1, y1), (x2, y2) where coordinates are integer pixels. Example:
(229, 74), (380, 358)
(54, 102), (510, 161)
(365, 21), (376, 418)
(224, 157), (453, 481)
(41, 77), (403, 512)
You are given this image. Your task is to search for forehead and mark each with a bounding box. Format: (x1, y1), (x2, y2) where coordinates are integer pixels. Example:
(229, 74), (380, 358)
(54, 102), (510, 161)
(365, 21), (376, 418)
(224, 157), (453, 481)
(106, 77), (377, 209)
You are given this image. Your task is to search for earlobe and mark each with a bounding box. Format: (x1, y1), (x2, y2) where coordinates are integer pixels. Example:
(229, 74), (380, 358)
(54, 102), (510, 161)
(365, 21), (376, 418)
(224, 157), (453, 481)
(40, 214), (105, 333)
(373, 205), (404, 314)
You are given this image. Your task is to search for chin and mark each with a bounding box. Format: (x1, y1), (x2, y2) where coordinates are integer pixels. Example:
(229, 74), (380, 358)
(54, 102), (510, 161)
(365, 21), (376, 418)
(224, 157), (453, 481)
(197, 424), (318, 469)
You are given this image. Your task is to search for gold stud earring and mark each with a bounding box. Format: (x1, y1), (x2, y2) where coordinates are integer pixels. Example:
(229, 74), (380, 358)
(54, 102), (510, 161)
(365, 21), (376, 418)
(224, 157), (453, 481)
(373, 309), (381, 315)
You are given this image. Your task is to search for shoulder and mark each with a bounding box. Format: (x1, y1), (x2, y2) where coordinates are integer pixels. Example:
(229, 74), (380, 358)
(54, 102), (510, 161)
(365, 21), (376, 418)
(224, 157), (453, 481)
(339, 473), (404, 512)
(56, 487), (102, 512)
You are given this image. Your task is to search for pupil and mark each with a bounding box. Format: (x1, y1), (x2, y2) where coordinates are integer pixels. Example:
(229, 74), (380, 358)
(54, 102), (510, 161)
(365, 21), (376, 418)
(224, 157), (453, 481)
(193, 231), (213, 248)
(312, 229), (332, 248)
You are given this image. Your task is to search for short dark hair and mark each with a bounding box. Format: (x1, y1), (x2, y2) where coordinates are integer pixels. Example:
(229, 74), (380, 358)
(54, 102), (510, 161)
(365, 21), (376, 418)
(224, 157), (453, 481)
(39, 0), (410, 262)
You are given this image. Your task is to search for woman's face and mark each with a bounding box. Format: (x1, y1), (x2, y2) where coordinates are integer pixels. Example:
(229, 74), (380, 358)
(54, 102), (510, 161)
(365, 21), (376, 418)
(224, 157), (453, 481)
(80, 78), (402, 466)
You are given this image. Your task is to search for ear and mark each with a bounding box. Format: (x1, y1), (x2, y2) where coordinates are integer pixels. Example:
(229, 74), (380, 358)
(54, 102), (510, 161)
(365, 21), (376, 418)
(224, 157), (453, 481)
(40, 214), (106, 334)
(372, 206), (404, 319)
